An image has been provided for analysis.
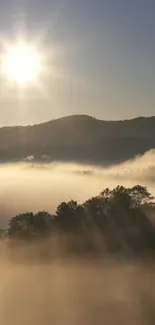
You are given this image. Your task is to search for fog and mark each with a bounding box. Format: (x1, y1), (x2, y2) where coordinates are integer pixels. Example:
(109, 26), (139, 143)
(0, 246), (155, 325)
(1, 149), (155, 228)
(1, 150), (155, 324)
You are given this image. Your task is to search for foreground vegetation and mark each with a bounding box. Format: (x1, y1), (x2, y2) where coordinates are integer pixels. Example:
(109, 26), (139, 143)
(7, 185), (155, 258)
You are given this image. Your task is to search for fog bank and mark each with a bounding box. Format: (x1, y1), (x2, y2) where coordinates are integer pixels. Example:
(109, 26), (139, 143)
(1, 149), (155, 227)
(0, 246), (155, 325)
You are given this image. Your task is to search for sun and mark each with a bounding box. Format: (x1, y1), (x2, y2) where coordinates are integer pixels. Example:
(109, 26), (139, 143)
(2, 42), (41, 84)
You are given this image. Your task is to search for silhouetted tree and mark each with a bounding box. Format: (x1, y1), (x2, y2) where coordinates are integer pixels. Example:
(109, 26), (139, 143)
(128, 185), (154, 207)
(7, 185), (155, 258)
(56, 200), (85, 233)
(8, 211), (53, 239)
(83, 185), (155, 255)
(8, 212), (34, 238)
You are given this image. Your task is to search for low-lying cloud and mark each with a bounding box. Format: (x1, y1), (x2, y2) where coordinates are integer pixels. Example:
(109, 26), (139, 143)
(1, 256), (155, 325)
(1, 149), (155, 228)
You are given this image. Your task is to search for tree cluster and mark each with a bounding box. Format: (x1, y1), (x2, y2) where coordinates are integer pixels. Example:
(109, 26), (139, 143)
(7, 185), (155, 258)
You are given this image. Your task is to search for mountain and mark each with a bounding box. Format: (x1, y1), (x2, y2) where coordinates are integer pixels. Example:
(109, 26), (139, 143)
(0, 114), (155, 165)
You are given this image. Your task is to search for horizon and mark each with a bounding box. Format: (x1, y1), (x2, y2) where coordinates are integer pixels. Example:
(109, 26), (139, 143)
(1, 113), (155, 128)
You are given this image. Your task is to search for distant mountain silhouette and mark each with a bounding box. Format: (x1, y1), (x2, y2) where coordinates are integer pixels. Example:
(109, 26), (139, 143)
(0, 114), (155, 164)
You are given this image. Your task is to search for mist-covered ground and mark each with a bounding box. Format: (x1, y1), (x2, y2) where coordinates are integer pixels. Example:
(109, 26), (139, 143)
(0, 244), (155, 325)
(1, 149), (155, 228)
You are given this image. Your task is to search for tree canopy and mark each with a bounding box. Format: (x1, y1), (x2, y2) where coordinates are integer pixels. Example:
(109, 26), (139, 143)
(7, 185), (155, 258)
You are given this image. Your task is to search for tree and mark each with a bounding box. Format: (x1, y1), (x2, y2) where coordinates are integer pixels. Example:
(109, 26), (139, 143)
(56, 200), (84, 233)
(100, 185), (154, 208)
(84, 185), (155, 255)
(8, 212), (34, 238)
(128, 185), (154, 208)
(83, 195), (107, 230)
(8, 211), (54, 239)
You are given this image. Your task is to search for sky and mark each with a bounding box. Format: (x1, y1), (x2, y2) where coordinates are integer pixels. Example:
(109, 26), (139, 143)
(0, 0), (154, 126)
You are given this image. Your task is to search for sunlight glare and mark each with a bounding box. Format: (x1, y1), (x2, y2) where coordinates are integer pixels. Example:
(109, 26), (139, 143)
(2, 43), (41, 84)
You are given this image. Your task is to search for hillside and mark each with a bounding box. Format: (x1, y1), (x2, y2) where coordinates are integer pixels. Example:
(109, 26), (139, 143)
(0, 115), (155, 164)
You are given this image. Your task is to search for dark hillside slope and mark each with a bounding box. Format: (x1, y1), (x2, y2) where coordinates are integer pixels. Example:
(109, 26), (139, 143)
(0, 115), (155, 164)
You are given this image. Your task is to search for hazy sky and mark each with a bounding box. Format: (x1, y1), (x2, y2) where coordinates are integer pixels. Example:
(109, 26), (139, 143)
(0, 0), (154, 125)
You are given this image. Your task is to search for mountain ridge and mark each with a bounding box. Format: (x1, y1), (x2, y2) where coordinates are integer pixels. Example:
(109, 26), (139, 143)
(1, 114), (155, 129)
(0, 114), (155, 164)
